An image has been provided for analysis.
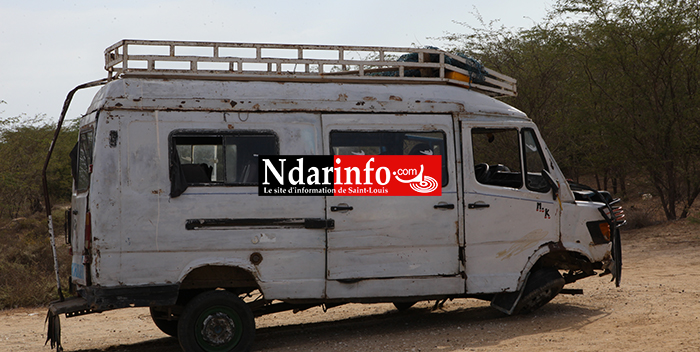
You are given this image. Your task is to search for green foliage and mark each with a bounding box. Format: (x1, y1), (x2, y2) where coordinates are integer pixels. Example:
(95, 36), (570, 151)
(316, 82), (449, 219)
(556, 0), (700, 219)
(0, 114), (77, 218)
(442, 0), (700, 220)
(0, 108), (76, 309)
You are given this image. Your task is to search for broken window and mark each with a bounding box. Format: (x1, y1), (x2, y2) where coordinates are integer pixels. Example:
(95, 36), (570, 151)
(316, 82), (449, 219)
(76, 129), (94, 192)
(522, 128), (550, 193)
(471, 128), (523, 189)
(170, 131), (278, 196)
(329, 130), (448, 186)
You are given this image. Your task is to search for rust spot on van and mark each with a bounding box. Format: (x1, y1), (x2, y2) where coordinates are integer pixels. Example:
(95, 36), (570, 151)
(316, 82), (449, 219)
(547, 241), (566, 252)
(389, 95), (403, 101)
(250, 252), (263, 265)
(338, 94), (348, 102)
(252, 103), (260, 110)
(228, 124), (235, 129)
(363, 96), (377, 101)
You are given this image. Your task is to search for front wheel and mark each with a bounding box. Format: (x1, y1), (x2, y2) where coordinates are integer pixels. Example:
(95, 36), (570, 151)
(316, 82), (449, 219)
(513, 268), (565, 315)
(178, 290), (255, 352)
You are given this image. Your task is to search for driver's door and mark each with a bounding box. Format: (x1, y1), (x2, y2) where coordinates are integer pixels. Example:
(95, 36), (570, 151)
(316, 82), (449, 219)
(463, 123), (560, 293)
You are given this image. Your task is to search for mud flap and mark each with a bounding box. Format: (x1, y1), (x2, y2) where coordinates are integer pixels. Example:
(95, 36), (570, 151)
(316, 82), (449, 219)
(46, 297), (92, 351)
(490, 272), (530, 315)
(611, 226), (622, 287)
(45, 309), (62, 351)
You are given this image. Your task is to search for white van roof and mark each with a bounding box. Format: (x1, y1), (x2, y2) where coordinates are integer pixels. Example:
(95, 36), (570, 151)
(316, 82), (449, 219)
(89, 78), (527, 119)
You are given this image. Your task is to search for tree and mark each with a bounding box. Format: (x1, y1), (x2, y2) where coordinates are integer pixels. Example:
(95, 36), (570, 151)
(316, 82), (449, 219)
(442, 14), (625, 187)
(555, 0), (700, 219)
(442, 0), (700, 220)
(0, 114), (77, 218)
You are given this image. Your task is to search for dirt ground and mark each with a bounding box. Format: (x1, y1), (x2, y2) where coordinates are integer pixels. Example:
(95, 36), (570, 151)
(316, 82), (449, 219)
(2, 220), (700, 352)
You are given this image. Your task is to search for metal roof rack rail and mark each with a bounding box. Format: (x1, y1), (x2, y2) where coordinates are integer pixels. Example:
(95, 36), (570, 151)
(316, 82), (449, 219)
(105, 39), (516, 97)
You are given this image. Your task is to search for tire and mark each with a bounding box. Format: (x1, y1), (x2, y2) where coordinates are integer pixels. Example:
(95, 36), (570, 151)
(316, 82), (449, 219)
(513, 268), (565, 315)
(150, 306), (179, 337)
(393, 301), (417, 311)
(178, 290), (255, 352)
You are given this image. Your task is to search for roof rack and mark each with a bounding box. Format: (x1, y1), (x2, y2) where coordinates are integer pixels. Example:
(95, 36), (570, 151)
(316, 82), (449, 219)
(104, 40), (516, 97)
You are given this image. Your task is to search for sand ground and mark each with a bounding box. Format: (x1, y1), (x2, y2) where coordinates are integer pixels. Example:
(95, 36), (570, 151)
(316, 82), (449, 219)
(2, 220), (699, 351)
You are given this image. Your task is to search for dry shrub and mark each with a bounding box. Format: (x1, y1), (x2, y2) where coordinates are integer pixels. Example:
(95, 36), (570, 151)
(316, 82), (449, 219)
(0, 211), (71, 310)
(623, 197), (666, 229)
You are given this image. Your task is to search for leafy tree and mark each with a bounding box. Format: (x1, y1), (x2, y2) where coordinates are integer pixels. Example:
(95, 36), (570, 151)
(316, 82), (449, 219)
(441, 16), (622, 186)
(443, 0), (700, 220)
(554, 0), (700, 219)
(0, 114), (77, 218)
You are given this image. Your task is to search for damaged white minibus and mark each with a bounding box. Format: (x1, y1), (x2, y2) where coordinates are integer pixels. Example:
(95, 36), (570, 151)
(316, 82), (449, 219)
(43, 40), (624, 352)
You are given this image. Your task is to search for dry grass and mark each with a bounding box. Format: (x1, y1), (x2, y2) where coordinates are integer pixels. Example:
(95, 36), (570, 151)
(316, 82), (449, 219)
(0, 211), (71, 310)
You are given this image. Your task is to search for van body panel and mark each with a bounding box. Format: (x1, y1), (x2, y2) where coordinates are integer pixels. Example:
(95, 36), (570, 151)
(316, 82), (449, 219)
(89, 111), (122, 286)
(322, 114), (461, 285)
(560, 201), (612, 259)
(325, 276), (465, 299)
(69, 77), (612, 304)
(98, 109), (329, 299)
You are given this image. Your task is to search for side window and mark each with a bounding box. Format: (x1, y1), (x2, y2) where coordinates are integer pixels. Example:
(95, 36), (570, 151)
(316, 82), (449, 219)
(522, 128), (551, 193)
(329, 131), (448, 186)
(471, 128), (522, 188)
(76, 129), (94, 192)
(171, 132), (278, 186)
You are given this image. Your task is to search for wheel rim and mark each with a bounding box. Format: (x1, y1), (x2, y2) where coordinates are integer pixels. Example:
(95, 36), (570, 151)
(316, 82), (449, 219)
(195, 305), (243, 351)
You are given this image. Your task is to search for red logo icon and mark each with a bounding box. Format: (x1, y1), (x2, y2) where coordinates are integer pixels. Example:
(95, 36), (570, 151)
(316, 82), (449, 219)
(333, 155), (442, 196)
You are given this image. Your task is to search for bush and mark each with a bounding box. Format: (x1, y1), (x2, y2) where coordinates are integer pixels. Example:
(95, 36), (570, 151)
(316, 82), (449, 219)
(624, 198), (666, 229)
(0, 211), (71, 309)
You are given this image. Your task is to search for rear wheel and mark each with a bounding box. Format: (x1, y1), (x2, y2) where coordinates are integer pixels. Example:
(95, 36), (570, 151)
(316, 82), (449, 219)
(392, 301), (417, 311)
(178, 290), (255, 352)
(150, 306), (179, 337)
(513, 268), (565, 315)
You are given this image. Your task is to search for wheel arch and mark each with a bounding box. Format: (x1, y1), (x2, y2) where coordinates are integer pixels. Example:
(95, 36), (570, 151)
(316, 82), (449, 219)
(178, 260), (261, 295)
(516, 242), (595, 291)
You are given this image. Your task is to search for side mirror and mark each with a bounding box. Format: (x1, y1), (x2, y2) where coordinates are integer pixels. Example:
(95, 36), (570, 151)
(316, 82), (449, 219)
(541, 169), (559, 200)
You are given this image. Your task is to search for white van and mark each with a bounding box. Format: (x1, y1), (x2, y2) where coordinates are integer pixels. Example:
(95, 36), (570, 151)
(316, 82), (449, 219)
(45, 40), (624, 352)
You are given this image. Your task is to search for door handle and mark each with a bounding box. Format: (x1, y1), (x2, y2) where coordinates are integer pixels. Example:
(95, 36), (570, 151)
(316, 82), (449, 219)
(331, 205), (354, 212)
(468, 203), (490, 209)
(433, 203), (455, 209)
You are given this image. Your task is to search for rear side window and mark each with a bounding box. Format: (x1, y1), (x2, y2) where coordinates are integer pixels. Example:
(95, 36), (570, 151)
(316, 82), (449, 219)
(76, 129), (94, 192)
(329, 130), (448, 186)
(170, 131), (278, 190)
